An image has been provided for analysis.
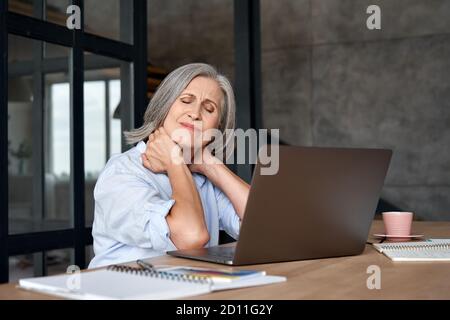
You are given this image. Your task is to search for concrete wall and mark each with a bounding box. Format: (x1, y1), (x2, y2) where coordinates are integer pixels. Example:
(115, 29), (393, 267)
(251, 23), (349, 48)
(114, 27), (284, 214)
(261, 0), (450, 221)
(147, 0), (235, 81)
(146, 0), (450, 221)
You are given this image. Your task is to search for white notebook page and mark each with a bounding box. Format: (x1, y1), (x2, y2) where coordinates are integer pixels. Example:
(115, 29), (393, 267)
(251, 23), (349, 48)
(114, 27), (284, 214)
(19, 269), (211, 300)
(373, 239), (450, 262)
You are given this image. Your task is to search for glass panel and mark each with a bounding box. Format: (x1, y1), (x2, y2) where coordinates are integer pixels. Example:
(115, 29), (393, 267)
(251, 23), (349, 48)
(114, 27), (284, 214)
(45, 73), (71, 227)
(46, 248), (74, 276)
(7, 84), (33, 233)
(8, 254), (34, 283)
(8, 0), (37, 19)
(46, 0), (70, 26)
(84, 0), (133, 44)
(44, 40), (71, 59)
(109, 80), (122, 156)
(8, 0), (69, 26)
(8, 34), (72, 234)
(8, 32), (34, 62)
(84, 53), (127, 227)
(84, 80), (106, 176)
(9, 248), (74, 282)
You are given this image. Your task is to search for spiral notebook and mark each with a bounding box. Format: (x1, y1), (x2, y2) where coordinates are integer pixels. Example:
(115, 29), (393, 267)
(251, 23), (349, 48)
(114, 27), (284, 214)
(18, 264), (286, 300)
(373, 239), (450, 261)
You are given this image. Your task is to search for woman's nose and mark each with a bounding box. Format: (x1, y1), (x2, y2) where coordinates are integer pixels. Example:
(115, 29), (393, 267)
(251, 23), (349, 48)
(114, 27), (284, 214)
(187, 104), (201, 120)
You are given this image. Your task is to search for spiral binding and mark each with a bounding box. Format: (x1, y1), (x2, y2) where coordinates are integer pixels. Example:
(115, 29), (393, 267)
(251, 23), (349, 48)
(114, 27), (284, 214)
(384, 242), (450, 251)
(106, 265), (212, 285)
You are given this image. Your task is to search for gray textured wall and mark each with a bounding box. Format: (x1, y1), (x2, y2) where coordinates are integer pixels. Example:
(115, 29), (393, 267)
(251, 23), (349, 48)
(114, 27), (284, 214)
(147, 0), (235, 81)
(147, 0), (450, 221)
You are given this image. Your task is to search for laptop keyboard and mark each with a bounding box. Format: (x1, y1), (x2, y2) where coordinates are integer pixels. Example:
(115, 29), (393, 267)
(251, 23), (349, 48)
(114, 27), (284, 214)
(207, 246), (236, 259)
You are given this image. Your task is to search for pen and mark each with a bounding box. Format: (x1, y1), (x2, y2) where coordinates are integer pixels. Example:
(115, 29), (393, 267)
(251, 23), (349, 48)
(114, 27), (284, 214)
(136, 259), (156, 272)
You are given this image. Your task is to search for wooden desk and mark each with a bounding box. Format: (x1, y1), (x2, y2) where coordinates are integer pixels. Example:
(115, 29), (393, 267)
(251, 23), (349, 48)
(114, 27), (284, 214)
(1, 220), (450, 300)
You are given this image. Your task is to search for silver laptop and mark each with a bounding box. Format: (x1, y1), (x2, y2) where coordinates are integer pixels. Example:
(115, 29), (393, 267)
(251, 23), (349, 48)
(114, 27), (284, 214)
(167, 145), (392, 265)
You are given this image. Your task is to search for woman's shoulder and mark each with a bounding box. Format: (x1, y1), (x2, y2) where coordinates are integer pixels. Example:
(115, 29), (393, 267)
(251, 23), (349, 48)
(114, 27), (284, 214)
(94, 142), (163, 198)
(99, 142), (147, 178)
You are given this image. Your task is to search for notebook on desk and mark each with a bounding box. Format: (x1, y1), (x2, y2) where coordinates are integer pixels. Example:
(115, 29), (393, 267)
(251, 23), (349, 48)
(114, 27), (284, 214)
(372, 239), (450, 262)
(18, 264), (286, 300)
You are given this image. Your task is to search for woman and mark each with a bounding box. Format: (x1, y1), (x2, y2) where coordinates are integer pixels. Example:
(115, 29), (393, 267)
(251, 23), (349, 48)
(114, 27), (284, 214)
(89, 63), (250, 268)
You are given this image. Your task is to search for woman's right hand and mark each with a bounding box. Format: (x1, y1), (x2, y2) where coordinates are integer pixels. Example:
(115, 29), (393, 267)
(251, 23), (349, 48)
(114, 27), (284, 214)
(141, 127), (184, 173)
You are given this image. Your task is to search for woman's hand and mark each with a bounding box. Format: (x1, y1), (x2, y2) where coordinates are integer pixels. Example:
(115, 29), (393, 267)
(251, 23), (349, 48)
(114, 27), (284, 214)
(141, 128), (184, 173)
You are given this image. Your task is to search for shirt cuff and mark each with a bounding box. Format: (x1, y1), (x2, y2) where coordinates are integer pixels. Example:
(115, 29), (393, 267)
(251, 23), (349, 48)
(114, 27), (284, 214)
(142, 199), (177, 252)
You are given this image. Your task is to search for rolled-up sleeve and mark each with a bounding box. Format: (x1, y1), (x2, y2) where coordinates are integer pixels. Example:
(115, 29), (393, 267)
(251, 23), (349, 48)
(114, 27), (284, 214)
(214, 186), (241, 240)
(94, 165), (177, 252)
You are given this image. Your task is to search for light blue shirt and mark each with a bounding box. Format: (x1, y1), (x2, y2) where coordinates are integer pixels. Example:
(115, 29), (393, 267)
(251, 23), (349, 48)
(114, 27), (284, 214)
(88, 141), (241, 268)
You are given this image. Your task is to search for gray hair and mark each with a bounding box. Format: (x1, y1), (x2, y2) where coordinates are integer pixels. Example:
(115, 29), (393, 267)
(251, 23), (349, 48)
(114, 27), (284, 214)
(124, 63), (236, 154)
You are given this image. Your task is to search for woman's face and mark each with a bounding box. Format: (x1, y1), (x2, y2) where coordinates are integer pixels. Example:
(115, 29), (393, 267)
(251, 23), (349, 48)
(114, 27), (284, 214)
(163, 76), (223, 150)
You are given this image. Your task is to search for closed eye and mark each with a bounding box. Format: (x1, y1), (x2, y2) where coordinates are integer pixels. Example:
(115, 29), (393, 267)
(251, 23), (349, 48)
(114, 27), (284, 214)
(204, 106), (214, 113)
(203, 102), (216, 113)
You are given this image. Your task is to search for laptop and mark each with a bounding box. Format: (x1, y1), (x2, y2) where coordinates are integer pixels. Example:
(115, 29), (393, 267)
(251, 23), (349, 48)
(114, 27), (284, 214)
(167, 145), (392, 265)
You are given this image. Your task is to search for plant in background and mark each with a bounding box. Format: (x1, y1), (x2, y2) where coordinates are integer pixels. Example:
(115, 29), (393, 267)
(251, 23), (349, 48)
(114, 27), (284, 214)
(10, 140), (32, 175)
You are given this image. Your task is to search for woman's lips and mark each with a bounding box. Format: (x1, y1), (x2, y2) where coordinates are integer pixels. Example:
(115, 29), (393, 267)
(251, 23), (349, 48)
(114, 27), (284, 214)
(180, 122), (195, 131)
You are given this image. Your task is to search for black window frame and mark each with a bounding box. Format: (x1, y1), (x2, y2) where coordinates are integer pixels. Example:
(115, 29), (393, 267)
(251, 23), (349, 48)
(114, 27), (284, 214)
(0, 0), (148, 283)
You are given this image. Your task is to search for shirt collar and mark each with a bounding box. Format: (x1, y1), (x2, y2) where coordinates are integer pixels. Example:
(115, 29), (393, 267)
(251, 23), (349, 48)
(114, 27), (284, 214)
(136, 141), (146, 153)
(135, 141), (207, 188)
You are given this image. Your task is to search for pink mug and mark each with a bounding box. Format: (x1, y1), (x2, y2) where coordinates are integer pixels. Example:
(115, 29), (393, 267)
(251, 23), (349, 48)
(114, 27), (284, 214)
(382, 211), (413, 240)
